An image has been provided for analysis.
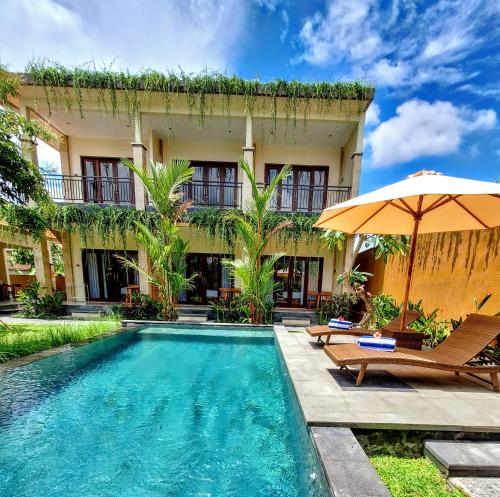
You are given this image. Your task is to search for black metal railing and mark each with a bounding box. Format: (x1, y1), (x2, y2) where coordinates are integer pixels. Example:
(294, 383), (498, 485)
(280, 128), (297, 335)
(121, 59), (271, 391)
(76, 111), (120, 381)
(258, 183), (351, 213)
(43, 175), (135, 205)
(182, 181), (242, 209)
(147, 181), (242, 210)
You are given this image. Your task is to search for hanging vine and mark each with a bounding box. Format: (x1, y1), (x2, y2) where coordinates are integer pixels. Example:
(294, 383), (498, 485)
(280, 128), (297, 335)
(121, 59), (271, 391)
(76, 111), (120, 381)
(24, 61), (374, 133)
(0, 203), (323, 250)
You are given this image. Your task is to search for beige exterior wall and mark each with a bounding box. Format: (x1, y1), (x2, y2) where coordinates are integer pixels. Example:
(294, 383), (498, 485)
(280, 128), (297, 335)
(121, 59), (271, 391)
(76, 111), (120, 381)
(68, 137), (132, 175)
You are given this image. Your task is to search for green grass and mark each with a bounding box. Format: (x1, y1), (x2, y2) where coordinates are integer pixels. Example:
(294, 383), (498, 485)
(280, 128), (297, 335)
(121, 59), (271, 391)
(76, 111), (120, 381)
(0, 320), (121, 362)
(371, 456), (465, 497)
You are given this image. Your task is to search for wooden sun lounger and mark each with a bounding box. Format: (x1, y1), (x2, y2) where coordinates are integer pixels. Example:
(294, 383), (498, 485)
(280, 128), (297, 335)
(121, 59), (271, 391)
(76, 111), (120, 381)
(306, 310), (424, 349)
(324, 314), (500, 392)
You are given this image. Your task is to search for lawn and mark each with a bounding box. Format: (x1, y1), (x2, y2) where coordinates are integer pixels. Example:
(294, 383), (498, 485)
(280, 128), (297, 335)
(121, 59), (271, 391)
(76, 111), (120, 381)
(371, 456), (465, 497)
(0, 320), (121, 362)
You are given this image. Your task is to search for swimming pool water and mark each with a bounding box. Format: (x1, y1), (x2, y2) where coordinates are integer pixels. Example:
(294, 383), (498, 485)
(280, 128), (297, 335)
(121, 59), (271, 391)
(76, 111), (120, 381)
(0, 326), (329, 497)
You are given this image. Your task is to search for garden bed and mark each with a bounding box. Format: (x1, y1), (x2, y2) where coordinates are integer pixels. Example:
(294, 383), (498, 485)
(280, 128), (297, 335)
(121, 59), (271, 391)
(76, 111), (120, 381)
(0, 320), (121, 362)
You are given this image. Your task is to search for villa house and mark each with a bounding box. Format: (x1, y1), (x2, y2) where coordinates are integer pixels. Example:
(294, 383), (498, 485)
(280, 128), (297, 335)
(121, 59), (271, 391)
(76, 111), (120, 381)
(3, 71), (373, 309)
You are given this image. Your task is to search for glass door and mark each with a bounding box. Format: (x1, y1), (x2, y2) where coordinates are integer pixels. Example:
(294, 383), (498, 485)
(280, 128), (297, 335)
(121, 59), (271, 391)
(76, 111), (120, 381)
(184, 254), (229, 304)
(272, 257), (324, 307)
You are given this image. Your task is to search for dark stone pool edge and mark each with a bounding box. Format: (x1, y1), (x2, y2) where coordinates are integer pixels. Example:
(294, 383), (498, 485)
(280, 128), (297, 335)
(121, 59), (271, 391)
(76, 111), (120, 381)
(273, 325), (391, 497)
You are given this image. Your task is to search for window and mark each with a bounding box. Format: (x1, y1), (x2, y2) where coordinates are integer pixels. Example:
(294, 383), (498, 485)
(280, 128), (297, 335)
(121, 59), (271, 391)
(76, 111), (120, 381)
(187, 161), (238, 208)
(265, 164), (329, 212)
(81, 157), (134, 204)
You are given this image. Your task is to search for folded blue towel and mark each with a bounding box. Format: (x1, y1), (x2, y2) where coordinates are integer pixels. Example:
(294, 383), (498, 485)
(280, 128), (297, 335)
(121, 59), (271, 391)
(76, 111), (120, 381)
(358, 336), (396, 351)
(328, 318), (353, 330)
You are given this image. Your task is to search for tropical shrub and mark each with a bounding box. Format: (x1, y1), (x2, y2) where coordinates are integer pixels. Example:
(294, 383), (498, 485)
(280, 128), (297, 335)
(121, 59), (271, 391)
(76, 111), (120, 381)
(112, 293), (163, 320)
(17, 281), (66, 318)
(224, 159), (291, 324)
(316, 293), (358, 325)
(118, 158), (195, 321)
(210, 296), (253, 323)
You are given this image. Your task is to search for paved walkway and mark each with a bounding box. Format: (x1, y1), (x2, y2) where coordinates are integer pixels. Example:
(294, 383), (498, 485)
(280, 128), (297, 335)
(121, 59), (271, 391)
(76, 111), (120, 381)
(449, 477), (500, 497)
(275, 326), (500, 432)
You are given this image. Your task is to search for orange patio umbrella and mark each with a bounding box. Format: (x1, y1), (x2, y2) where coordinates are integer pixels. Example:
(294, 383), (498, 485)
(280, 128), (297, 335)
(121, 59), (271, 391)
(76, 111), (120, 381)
(314, 170), (500, 330)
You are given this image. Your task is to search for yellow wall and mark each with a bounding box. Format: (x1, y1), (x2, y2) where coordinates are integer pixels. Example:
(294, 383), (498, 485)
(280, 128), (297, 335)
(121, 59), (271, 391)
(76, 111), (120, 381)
(360, 228), (500, 320)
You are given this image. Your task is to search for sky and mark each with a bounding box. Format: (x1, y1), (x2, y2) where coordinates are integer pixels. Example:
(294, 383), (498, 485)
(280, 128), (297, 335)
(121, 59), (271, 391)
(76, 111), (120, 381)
(1, 0), (499, 192)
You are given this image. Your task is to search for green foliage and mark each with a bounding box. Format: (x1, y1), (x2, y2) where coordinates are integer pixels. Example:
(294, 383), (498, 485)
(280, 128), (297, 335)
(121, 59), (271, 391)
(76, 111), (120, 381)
(112, 293), (163, 320)
(371, 457), (465, 497)
(369, 293), (451, 347)
(0, 320), (120, 362)
(8, 247), (34, 267)
(336, 264), (372, 286)
(117, 159), (195, 320)
(225, 159), (291, 323)
(210, 296), (251, 323)
(26, 61), (374, 133)
(16, 280), (65, 318)
(367, 234), (410, 262)
(50, 243), (64, 276)
(451, 293), (500, 330)
(0, 64), (54, 205)
(370, 293), (401, 328)
(316, 293), (358, 325)
(321, 230), (346, 252)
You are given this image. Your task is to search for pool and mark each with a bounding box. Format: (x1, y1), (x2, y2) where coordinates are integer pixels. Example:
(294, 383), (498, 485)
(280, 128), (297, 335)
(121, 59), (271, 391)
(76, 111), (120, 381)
(0, 325), (329, 497)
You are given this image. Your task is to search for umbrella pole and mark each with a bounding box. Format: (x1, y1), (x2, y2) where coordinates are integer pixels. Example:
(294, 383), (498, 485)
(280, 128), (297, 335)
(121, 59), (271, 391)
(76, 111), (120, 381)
(400, 217), (421, 331)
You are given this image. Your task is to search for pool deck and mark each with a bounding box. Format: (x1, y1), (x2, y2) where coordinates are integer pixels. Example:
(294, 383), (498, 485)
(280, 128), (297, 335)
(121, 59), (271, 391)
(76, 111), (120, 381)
(275, 326), (500, 433)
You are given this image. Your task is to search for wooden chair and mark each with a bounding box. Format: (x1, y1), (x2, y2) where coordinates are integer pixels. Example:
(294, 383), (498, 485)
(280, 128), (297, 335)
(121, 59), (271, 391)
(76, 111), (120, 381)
(306, 310), (424, 349)
(307, 291), (319, 309)
(219, 288), (241, 301)
(324, 314), (500, 391)
(123, 285), (140, 307)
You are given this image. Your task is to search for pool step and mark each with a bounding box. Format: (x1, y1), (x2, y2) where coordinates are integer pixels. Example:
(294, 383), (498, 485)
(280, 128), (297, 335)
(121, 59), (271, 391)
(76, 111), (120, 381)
(282, 318), (311, 326)
(425, 440), (500, 477)
(177, 314), (208, 322)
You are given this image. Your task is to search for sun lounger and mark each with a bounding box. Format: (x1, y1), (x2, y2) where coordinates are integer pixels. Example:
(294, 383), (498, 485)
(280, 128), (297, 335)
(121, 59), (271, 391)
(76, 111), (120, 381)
(324, 314), (500, 391)
(306, 310), (424, 349)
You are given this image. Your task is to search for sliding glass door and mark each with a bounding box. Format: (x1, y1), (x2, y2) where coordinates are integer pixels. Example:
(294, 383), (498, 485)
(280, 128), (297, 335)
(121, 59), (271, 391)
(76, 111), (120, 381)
(272, 256), (323, 307)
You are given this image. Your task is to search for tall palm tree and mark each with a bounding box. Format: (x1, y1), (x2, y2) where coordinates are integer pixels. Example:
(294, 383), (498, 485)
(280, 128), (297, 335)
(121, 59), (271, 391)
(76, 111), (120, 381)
(118, 158), (195, 320)
(225, 159), (292, 324)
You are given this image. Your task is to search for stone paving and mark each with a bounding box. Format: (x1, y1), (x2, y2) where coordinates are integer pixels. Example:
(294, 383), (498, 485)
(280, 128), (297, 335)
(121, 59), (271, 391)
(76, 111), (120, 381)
(275, 326), (500, 431)
(449, 477), (500, 497)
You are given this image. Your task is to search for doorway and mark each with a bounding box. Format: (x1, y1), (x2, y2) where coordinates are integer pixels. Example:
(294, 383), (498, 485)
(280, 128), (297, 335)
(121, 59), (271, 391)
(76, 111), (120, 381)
(183, 253), (232, 305)
(272, 256), (323, 307)
(82, 250), (138, 302)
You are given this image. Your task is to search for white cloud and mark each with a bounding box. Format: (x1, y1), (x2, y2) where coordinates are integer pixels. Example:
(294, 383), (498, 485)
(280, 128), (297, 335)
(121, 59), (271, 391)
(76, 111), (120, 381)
(0, 0), (248, 72)
(280, 10), (289, 42)
(366, 99), (497, 167)
(295, 0), (500, 90)
(297, 0), (383, 66)
(365, 102), (380, 127)
(254, 0), (282, 12)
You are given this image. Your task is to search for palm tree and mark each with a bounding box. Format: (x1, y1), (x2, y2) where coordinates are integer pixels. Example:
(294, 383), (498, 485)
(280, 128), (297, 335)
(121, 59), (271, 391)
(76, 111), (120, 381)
(118, 158), (195, 320)
(225, 159), (292, 324)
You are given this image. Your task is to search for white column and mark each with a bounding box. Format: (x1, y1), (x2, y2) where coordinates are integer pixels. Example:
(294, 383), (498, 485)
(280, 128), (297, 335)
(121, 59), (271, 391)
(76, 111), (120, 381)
(33, 238), (53, 294)
(241, 113), (254, 211)
(132, 112), (147, 210)
(69, 233), (86, 302)
(131, 112), (150, 295)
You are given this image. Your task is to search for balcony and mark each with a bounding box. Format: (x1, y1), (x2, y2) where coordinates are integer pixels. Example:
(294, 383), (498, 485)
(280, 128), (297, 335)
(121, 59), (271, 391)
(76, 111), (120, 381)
(181, 181), (242, 209)
(43, 175), (135, 206)
(259, 183), (351, 214)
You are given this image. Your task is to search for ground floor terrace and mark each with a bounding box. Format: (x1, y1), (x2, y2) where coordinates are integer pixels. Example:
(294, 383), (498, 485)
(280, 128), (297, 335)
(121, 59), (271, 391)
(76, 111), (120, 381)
(276, 326), (500, 432)
(0, 227), (343, 309)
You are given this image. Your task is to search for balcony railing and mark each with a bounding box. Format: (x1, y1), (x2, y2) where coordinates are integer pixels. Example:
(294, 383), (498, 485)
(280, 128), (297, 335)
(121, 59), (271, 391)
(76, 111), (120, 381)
(182, 181), (242, 209)
(147, 181), (242, 210)
(259, 183), (351, 213)
(43, 174), (135, 206)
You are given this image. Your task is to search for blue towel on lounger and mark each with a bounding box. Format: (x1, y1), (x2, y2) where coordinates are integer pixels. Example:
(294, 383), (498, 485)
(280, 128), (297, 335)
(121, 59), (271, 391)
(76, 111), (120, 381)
(358, 336), (396, 352)
(328, 318), (353, 330)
